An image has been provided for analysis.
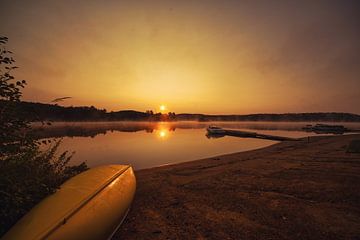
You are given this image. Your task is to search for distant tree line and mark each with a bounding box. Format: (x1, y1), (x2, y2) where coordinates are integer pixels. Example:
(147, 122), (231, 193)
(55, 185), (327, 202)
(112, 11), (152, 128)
(178, 113), (360, 122)
(2, 100), (360, 122)
(0, 100), (181, 121)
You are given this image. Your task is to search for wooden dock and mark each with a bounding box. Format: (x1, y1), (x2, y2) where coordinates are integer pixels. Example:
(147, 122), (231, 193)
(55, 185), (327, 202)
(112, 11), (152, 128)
(209, 129), (299, 141)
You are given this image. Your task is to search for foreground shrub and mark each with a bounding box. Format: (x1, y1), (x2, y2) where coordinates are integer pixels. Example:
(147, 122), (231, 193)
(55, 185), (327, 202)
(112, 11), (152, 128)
(0, 141), (87, 235)
(0, 36), (87, 236)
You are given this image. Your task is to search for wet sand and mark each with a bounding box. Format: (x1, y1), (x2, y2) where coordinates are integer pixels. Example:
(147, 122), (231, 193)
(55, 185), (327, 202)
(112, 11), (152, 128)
(113, 134), (360, 240)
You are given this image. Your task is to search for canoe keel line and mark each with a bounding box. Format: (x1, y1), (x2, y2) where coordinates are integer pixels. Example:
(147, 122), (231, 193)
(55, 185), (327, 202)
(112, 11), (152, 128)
(39, 165), (133, 240)
(3, 165), (136, 240)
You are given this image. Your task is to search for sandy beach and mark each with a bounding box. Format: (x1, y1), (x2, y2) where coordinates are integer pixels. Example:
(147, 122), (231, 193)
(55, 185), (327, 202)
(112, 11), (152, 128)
(113, 134), (360, 240)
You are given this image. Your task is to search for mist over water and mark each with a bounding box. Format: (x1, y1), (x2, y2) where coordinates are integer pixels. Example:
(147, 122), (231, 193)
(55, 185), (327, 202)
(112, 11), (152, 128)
(36, 121), (360, 169)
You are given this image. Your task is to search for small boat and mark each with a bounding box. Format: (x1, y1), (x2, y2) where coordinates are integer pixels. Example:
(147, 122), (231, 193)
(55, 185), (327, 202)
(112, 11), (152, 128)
(206, 125), (226, 134)
(302, 124), (348, 134)
(3, 165), (136, 240)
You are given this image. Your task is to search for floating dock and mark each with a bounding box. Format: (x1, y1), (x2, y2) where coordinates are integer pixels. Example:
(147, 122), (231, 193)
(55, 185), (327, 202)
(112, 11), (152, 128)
(209, 129), (299, 141)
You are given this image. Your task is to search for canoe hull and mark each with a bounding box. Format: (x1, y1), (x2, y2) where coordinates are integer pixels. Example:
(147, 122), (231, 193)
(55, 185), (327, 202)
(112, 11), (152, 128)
(3, 165), (136, 240)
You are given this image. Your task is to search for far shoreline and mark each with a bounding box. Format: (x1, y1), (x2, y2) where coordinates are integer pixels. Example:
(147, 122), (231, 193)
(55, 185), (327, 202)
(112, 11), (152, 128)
(4, 100), (360, 122)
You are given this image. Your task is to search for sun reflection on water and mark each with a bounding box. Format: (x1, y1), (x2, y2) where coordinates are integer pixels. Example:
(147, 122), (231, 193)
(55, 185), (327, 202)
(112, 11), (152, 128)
(155, 123), (173, 140)
(157, 129), (168, 139)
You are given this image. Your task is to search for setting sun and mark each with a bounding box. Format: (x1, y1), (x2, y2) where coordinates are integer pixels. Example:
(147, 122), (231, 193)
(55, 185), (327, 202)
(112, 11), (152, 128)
(160, 105), (166, 112)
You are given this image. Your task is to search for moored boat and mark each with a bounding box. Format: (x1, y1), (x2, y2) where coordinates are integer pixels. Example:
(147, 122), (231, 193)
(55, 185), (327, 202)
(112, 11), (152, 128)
(302, 123), (348, 134)
(2, 165), (136, 240)
(206, 125), (226, 134)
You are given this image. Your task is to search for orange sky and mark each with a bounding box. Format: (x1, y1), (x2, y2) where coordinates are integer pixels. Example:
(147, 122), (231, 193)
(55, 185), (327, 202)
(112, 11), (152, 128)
(1, 0), (359, 114)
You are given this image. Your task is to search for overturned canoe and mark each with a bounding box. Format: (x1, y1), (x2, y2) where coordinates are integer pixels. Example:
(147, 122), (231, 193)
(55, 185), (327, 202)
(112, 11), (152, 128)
(3, 165), (136, 240)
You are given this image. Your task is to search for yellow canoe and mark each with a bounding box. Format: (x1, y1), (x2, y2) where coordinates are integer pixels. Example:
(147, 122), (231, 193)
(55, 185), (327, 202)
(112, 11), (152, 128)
(3, 165), (136, 240)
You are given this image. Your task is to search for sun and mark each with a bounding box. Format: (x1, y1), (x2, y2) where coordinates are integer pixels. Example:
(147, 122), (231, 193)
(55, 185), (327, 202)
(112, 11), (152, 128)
(160, 105), (166, 112)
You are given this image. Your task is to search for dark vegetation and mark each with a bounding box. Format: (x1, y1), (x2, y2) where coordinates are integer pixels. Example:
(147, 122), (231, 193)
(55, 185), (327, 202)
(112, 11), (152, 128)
(0, 100), (177, 121)
(3, 100), (360, 122)
(177, 112), (360, 122)
(0, 36), (87, 236)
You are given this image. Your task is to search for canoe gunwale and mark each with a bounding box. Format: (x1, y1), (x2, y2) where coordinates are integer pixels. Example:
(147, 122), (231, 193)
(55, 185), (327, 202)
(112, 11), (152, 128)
(37, 165), (131, 240)
(107, 207), (131, 240)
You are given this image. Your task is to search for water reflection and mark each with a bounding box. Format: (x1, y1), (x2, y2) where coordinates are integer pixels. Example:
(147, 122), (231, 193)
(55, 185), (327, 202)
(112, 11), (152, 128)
(206, 133), (225, 139)
(156, 127), (173, 140)
(158, 130), (167, 138)
(34, 122), (360, 169)
(31, 121), (360, 139)
(32, 121), (182, 139)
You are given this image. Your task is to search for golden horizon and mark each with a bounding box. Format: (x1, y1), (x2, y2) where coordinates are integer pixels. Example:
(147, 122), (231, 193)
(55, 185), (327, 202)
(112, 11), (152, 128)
(1, 1), (359, 114)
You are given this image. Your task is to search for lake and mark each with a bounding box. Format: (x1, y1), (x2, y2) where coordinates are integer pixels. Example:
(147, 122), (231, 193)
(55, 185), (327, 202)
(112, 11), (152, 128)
(34, 121), (360, 170)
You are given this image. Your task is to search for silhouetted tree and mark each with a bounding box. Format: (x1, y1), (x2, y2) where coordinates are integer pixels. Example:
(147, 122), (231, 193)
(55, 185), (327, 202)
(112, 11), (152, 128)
(146, 110), (154, 116)
(0, 36), (87, 236)
(167, 112), (176, 121)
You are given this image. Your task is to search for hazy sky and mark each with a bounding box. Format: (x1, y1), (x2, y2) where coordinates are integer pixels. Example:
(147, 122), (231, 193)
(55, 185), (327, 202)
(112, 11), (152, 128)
(1, 0), (359, 114)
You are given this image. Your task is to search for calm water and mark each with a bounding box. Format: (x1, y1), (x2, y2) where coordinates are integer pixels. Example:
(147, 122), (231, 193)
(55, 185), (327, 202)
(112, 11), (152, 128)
(35, 121), (360, 170)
